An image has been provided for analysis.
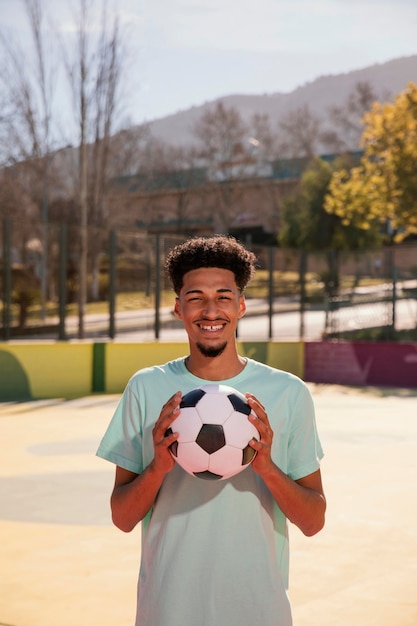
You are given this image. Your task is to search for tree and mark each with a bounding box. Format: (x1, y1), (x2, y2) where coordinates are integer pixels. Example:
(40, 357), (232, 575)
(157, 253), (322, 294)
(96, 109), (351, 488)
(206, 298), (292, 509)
(192, 102), (251, 231)
(0, 0), (130, 333)
(249, 113), (277, 161)
(0, 0), (56, 165)
(324, 82), (417, 241)
(321, 81), (380, 153)
(277, 104), (321, 159)
(279, 156), (383, 295)
(193, 102), (248, 167)
(62, 0), (128, 335)
(0, 0), (61, 319)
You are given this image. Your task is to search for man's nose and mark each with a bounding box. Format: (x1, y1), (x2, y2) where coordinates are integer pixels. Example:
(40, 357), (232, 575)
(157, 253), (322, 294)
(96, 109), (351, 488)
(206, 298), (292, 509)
(202, 299), (219, 316)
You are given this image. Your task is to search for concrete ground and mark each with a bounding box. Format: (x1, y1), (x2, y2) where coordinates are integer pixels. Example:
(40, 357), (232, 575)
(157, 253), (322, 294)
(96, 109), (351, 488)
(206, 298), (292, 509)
(0, 384), (416, 626)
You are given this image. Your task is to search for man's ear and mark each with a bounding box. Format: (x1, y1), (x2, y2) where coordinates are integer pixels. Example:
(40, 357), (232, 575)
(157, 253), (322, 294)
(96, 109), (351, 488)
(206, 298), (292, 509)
(237, 295), (246, 319)
(173, 297), (182, 319)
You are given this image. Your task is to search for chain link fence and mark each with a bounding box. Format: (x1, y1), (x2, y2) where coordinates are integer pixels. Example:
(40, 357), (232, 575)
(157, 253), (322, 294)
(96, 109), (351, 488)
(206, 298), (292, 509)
(1, 218), (417, 341)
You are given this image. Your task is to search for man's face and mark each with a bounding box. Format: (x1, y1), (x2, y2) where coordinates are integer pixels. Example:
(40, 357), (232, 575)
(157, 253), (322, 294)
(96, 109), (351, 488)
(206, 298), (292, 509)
(174, 267), (246, 357)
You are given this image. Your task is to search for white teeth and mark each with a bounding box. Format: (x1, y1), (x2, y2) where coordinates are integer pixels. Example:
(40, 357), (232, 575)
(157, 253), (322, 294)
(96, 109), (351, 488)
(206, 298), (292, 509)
(200, 324), (223, 331)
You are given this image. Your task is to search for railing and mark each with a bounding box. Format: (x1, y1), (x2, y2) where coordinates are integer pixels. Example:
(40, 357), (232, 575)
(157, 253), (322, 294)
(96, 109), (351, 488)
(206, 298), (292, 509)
(1, 218), (417, 342)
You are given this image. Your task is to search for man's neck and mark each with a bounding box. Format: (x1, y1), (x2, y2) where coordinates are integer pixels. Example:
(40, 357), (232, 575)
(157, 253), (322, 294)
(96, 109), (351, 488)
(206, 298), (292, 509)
(185, 351), (247, 381)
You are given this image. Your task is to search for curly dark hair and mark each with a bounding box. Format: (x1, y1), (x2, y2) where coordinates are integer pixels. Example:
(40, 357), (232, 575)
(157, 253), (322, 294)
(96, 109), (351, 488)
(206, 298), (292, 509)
(165, 235), (258, 295)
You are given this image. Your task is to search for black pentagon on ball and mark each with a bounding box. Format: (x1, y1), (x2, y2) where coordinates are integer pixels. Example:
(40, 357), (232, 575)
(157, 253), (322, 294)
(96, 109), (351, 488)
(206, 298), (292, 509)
(194, 469), (223, 480)
(227, 392), (251, 416)
(242, 444), (257, 465)
(165, 427), (178, 456)
(180, 388), (206, 408)
(196, 423), (226, 454)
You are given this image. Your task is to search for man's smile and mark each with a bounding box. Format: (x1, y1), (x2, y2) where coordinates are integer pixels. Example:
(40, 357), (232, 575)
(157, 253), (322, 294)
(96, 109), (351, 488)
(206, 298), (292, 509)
(197, 322), (225, 332)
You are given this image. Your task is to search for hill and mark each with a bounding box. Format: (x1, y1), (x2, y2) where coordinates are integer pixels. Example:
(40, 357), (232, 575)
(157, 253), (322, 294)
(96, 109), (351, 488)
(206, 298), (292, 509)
(144, 55), (417, 150)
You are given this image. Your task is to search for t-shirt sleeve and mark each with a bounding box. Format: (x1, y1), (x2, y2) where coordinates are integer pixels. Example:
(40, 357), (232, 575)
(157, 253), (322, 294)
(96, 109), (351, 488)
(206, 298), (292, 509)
(96, 380), (145, 474)
(286, 382), (324, 481)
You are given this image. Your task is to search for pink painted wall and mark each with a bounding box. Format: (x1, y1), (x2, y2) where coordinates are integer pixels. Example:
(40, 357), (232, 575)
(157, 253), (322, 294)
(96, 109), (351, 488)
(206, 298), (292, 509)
(305, 341), (417, 388)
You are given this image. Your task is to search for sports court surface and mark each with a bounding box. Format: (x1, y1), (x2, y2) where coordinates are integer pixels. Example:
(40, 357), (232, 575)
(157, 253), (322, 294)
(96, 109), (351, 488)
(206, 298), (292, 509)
(1, 384), (416, 626)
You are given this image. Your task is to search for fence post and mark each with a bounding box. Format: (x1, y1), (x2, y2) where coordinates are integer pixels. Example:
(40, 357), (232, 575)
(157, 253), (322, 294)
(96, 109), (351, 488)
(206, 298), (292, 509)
(58, 223), (68, 341)
(391, 264), (397, 333)
(109, 229), (117, 339)
(299, 249), (307, 340)
(267, 246), (274, 339)
(2, 218), (12, 341)
(154, 234), (161, 339)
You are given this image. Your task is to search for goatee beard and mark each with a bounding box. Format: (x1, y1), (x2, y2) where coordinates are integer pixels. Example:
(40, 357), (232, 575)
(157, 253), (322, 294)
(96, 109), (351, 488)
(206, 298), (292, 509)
(196, 341), (227, 358)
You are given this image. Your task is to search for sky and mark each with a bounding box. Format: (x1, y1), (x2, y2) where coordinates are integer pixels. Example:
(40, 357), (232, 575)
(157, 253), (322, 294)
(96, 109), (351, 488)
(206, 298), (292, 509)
(1, 0), (417, 126)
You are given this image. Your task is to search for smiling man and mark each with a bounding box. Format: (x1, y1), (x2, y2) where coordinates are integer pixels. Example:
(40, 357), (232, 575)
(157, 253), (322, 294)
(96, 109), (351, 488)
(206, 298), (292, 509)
(174, 266), (246, 372)
(96, 235), (326, 626)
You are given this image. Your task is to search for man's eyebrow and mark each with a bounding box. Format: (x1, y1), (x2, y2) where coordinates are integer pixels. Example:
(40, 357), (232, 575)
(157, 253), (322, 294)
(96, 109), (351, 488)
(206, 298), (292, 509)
(184, 288), (202, 295)
(184, 287), (234, 295)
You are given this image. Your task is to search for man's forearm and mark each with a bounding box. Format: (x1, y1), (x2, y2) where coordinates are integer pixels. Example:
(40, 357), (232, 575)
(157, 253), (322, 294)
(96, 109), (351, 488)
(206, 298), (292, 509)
(111, 463), (166, 532)
(261, 464), (326, 536)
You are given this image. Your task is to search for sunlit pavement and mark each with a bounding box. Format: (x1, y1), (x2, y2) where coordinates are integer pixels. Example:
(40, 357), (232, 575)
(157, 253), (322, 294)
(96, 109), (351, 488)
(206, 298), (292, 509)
(0, 385), (416, 626)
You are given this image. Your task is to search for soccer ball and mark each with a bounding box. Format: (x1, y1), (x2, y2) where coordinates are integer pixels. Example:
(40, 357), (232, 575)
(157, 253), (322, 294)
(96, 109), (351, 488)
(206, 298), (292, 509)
(166, 384), (259, 480)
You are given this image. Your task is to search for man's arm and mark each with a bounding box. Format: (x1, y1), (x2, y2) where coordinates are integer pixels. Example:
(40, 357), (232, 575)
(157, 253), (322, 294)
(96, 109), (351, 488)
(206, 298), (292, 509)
(110, 391), (181, 532)
(247, 393), (326, 537)
(257, 465), (325, 537)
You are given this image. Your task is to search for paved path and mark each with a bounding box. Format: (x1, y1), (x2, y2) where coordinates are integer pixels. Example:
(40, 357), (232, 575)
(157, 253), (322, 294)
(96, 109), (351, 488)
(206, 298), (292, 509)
(1, 385), (416, 626)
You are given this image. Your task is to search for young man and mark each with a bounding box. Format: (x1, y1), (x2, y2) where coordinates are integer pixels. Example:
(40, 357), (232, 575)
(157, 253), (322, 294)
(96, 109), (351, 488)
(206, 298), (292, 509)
(97, 235), (326, 626)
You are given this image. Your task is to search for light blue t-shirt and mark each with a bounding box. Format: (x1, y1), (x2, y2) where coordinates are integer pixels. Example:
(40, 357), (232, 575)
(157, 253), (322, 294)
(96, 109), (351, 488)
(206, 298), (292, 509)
(97, 357), (323, 626)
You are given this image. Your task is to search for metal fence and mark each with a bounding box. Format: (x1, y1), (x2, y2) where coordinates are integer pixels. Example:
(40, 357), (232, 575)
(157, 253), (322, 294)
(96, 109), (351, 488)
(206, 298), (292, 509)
(1, 218), (417, 342)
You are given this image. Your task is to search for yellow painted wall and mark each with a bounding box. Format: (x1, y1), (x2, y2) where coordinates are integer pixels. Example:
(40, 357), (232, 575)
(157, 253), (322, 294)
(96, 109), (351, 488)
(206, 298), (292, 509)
(238, 341), (304, 379)
(266, 342), (304, 379)
(0, 341), (305, 400)
(105, 341), (305, 393)
(105, 342), (189, 393)
(105, 342), (304, 393)
(0, 343), (93, 399)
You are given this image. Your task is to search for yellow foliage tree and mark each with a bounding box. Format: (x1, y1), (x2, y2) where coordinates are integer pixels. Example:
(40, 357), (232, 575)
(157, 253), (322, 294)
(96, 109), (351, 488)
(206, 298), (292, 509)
(325, 82), (417, 241)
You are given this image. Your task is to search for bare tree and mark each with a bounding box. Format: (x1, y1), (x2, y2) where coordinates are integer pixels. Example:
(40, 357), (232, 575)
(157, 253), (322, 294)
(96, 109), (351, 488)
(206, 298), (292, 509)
(249, 112), (277, 161)
(62, 0), (128, 336)
(277, 104), (321, 159)
(0, 0), (61, 319)
(192, 102), (256, 231)
(108, 124), (153, 179)
(0, 0), (55, 164)
(321, 81), (379, 152)
(193, 102), (248, 167)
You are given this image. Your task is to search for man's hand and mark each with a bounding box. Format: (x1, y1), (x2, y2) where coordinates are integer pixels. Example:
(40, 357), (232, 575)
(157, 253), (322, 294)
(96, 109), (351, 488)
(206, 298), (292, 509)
(111, 391), (182, 532)
(150, 391), (181, 475)
(246, 392), (275, 476)
(245, 392), (326, 536)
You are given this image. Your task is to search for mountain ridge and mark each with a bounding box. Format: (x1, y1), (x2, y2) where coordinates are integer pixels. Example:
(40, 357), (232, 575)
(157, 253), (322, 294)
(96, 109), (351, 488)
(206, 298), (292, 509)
(143, 55), (417, 148)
